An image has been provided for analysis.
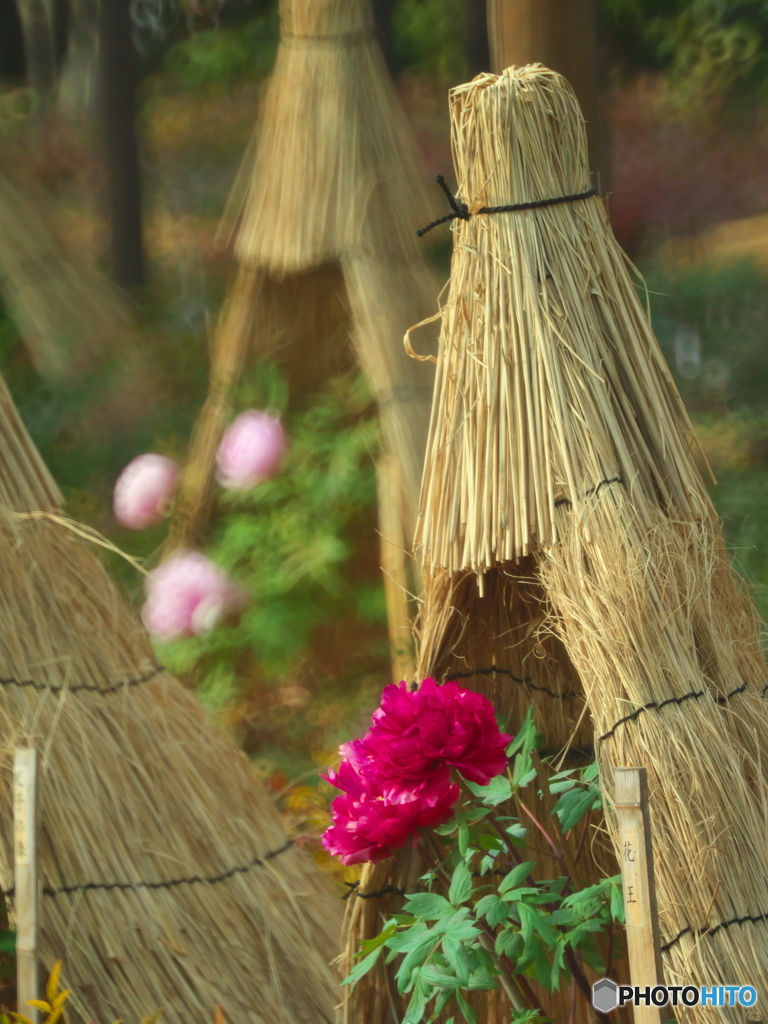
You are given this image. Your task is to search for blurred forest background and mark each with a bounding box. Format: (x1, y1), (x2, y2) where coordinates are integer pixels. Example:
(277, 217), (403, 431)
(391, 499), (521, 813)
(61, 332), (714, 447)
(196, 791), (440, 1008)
(2, 0), (768, 877)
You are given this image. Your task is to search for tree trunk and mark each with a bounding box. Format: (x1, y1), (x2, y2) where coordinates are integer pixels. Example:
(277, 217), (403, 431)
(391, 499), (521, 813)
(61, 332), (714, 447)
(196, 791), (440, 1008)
(58, 0), (100, 117)
(16, 0), (56, 98)
(465, 0), (491, 78)
(487, 0), (608, 189)
(371, 0), (399, 78)
(98, 0), (145, 287)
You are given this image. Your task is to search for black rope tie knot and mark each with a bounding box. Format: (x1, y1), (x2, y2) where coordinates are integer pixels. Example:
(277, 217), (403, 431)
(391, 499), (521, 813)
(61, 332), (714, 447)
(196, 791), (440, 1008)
(417, 176), (598, 237)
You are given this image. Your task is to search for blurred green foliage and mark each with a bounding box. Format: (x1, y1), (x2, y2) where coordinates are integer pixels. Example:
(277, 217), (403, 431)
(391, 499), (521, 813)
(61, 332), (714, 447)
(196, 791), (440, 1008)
(709, 463), (768, 620)
(644, 258), (768, 412)
(163, 10), (279, 89)
(604, 0), (768, 105)
(392, 0), (467, 81)
(636, 255), (768, 619)
(157, 364), (388, 778)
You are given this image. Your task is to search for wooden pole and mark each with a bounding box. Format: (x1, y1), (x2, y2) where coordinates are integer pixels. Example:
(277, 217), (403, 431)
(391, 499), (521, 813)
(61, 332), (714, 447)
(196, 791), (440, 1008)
(376, 455), (416, 685)
(614, 767), (666, 1024)
(485, 0), (607, 189)
(13, 748), (39, 1024)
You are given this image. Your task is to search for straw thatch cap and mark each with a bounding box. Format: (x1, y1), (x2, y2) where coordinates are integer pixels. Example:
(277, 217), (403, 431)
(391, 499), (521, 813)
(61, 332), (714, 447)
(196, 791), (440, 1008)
(416, 64), (706, 577)
(223, 0), (436, 270)
(450, 66), (592, 208)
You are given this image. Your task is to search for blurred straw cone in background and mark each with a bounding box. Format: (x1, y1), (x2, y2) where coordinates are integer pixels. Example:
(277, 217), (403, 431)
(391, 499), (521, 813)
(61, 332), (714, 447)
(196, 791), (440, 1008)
(169, 0), (443, 682)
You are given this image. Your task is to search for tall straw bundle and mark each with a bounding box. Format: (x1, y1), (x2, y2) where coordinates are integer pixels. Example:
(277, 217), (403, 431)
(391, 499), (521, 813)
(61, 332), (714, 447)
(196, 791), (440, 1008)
(0, 374), (343, 1023)
(172, 0), (439, 568)
(390, 64), (768, 1021)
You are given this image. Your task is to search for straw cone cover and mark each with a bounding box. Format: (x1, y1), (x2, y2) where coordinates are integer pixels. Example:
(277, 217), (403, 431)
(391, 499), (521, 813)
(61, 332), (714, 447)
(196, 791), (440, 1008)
(0, 375), (342, 1023)
(416, 66), (708, 578)
(409, 64), (768, 1018)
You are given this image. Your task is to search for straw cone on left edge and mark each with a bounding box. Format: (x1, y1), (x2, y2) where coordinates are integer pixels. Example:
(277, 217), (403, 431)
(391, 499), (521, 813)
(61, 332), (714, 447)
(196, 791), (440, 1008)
(0, 371), (343, 1024)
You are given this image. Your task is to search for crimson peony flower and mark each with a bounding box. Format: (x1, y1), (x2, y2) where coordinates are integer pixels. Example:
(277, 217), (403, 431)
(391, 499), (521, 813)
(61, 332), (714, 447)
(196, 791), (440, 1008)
(142, 550), (244, 641)
(113, 454), (180, 530)
(216, 410), (287, 491)
(321, 759), (459, 866)
(353, 678), (512, 790)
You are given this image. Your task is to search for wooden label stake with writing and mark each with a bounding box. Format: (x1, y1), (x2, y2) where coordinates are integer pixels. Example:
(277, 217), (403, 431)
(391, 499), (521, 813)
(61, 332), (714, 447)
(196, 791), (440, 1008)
(614, 767), (666, 1024)
(14, 748), (39, 1024)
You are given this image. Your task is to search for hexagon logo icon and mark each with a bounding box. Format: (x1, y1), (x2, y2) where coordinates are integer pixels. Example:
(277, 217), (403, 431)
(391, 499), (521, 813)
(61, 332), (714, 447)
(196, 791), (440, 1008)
(593, 979), (619, 1013)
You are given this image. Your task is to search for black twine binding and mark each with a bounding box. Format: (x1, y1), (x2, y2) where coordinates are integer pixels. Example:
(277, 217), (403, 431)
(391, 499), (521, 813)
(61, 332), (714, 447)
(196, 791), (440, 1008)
(451, 667), (579, 701)
(599, 683), (750, 743)
(554, 477), (624, 509)
(342, 882), (406, 901)
(661, 911), (768, 954)
(417, 176), (598, 237)
(0, 665), (164, 695)
(3, 839), (293, 900)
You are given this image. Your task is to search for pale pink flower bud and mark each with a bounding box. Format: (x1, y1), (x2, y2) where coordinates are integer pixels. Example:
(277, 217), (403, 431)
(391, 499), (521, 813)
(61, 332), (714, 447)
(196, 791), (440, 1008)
(216, 410), (287, 491)
(141, 550), (244, 641)
(114, 454), (180, 530)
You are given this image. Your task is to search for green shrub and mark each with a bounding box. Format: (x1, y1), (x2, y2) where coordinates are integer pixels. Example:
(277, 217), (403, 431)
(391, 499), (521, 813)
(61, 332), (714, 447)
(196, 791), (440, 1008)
(163, 12), (279, 90)
(157, 365), (389, 780)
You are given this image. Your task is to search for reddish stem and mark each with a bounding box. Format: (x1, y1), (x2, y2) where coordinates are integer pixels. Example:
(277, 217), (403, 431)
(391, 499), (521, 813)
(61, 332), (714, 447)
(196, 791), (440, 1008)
(573, 811), (592, 866)
(516, 800), (564, 864)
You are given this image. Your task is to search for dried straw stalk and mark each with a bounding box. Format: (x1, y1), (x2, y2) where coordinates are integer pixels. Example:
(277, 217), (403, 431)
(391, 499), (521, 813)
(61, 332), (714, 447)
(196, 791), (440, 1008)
(403, 64), (768, 1021)
(0, 373), (343, 1024)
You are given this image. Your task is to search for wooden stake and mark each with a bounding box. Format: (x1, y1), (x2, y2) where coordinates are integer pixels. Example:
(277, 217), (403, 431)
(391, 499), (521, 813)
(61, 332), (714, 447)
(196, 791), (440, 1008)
(614, 767), (666, 1024)
(376, 456), (416, 684)
(13, 748), (39, 1024)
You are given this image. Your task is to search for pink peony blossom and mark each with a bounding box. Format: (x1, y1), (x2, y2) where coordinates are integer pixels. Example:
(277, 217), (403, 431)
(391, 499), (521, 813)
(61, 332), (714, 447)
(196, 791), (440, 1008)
(321, 759), (459, 866)
(113, 454), (180, 530)
(141, 550), (243, 641)
(353, 678), (512, 790)
(216, 411), (287, 490)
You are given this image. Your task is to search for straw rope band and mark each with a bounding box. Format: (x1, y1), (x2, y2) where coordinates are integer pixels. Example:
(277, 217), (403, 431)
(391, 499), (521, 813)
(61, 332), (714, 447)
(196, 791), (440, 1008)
(416, 176), (598, 237)
(0, 664), (164, 695)
(661, 911), (768, 953)
(599, 683), (751, 742)
(3, 839), (294, 899)
(281, 30), (371, 44)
